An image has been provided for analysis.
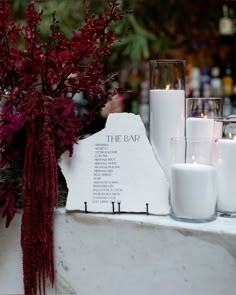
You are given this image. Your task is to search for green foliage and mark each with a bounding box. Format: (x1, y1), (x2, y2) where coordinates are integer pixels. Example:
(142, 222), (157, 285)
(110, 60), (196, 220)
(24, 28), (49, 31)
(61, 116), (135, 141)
(10, 0), (165, 63)
(112, 14), (170, 61)
(10, 0), (86, 38)
(10, 0), (220, 64)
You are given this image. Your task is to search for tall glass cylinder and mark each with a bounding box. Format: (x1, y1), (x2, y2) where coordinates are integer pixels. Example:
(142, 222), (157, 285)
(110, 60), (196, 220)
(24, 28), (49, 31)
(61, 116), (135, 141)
(149, 60), (186, 180)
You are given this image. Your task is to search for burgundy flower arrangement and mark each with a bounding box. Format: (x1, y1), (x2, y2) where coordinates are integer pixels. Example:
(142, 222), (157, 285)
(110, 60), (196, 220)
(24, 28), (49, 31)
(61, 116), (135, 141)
(0, 1), (129, 294)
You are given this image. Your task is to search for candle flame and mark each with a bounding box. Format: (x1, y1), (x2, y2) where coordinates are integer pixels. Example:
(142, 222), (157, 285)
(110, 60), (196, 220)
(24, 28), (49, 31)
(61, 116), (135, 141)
(166, 84), (170, 90)
(200, 113), (207, 119)
(229, 133), (236, 140)
(192, 155), (197, 164)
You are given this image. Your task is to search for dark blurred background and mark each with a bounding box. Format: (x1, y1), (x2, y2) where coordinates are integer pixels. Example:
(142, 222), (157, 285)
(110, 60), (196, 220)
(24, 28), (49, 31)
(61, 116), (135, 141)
(10, 0), (236, 124)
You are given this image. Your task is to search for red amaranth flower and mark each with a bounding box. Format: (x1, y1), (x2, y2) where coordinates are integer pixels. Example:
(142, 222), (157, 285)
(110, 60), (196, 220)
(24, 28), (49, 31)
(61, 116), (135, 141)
(0, 100), (24, 146)
(52, 97), (81, 158)
(0, 183), (19, 227)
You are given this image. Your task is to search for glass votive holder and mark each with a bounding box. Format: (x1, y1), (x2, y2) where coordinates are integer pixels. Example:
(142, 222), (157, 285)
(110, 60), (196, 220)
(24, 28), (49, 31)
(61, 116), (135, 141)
(213, 137), (236, 217)
(186, 97), (223, 139)
(170, 137), (217, 223)
(149, 60), (186, 179)
(222, 115), (236, 138)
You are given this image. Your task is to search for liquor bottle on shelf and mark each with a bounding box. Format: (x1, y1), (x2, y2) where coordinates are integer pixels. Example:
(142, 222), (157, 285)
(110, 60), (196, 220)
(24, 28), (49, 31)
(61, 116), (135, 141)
(210, 66), (223, 97)
(223, 96), (233, 117)
(222, 67), (234, 117)
(189, 67), (201, 97)
(199, 41), (211, 97)
(218, 3), (234, 80)
(219, 4), (234, 37)
(222, 67), (233, 97)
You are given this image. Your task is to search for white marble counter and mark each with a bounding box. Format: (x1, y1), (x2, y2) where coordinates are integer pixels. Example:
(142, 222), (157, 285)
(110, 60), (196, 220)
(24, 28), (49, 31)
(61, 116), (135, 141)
(1, 209), (236, 294)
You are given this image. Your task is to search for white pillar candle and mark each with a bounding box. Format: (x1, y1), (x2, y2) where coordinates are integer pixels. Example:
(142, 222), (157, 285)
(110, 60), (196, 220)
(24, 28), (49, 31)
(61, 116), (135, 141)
(214, 139), (236, 212)
(186, 117), (222, 139)
(170, 163), (217, 221)
(150, 89), (185, 179)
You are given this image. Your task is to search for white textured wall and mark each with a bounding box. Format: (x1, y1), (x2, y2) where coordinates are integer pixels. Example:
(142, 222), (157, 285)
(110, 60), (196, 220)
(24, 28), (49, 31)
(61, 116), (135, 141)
(1, 210), (236, 295)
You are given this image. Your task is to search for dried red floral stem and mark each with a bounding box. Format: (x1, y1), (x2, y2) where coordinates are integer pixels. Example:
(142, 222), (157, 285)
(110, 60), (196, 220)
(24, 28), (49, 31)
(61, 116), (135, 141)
(52, 21), (118, 96)
(41, 12), (57, 95)
(0, 183), (18, 227)
(21, 96), (57, 295)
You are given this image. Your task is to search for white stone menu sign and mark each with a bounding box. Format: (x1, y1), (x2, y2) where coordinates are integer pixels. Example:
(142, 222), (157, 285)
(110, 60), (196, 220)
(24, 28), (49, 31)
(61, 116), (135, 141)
(59, 113), (169, 214)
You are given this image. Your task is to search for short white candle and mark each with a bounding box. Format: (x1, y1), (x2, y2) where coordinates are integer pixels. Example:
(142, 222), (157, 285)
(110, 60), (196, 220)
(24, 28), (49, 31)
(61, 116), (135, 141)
(214, 139), (236, 212)
(170, 163), (217, 220)
(186, 117), (222, 139)
(150, 89), (185, 179)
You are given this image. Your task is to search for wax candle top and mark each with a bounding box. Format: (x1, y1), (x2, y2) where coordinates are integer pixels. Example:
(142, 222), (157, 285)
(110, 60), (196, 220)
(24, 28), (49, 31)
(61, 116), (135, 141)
(187, 116), (214, 122)
(217, 138), (236, 144)
(150, 89), (185, 92)
(172, 163), (214, 171)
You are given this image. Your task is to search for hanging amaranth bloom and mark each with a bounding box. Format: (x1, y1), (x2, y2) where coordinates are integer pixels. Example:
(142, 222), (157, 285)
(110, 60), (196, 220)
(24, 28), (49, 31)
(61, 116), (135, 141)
(0, 1), (130, 294)
(0, 183), (19, 227)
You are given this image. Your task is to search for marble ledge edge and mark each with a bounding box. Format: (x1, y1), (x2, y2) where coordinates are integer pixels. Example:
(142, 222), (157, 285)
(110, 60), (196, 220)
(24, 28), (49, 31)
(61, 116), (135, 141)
(53, 207), (236, 236)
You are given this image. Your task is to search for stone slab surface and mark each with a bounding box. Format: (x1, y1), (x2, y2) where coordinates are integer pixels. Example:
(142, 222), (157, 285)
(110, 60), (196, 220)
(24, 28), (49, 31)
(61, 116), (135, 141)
(1, 210), (236, 295)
